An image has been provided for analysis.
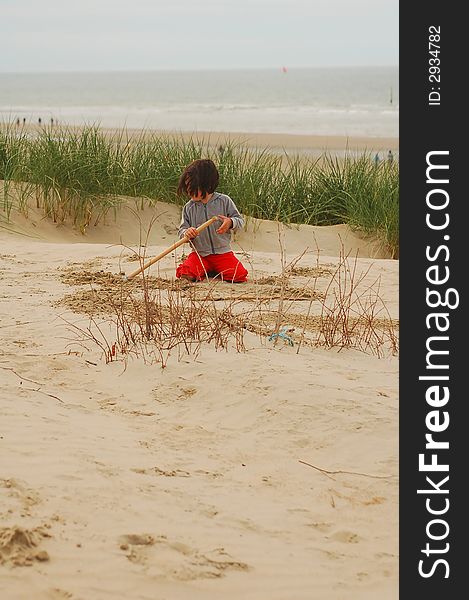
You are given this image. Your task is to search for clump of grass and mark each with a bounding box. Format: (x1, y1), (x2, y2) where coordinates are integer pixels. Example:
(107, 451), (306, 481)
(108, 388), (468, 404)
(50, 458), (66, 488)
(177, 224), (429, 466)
(60, 229), (398, 366)
(0, 124), (30, 219)
(0, 122), (399, 255)
(63, 267), (398, 367)
(65, 275), (249, 368)
(313, 245), (399, 356)
(326, 154), (399, 258)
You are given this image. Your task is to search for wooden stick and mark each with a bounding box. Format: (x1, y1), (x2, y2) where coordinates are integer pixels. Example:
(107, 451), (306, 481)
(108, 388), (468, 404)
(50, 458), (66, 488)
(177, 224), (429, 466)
(125, 216), (219, 280)
(298, 460), (395, 480)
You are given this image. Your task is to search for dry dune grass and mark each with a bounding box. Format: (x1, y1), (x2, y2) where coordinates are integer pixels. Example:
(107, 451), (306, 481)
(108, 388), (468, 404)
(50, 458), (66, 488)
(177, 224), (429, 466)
(56, 243), (398, 368)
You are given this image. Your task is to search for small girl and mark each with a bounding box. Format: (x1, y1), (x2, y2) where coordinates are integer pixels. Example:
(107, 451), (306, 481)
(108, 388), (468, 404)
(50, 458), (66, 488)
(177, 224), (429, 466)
(175, 159), (248, 283)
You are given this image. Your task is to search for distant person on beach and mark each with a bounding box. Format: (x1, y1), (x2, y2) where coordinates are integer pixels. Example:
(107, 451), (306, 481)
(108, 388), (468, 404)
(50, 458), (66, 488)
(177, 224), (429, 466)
(22, 118), (26, 125)
(373, 152), (380, 167)
(16, 118), (20, 126)
(38, 117), (42, 126)
(175, 159), (248, 283)
(51, 117), (54, 126)
(387, 150), (394, 164)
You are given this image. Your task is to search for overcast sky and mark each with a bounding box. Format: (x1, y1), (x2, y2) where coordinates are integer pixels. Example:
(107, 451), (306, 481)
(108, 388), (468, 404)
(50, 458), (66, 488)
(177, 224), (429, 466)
(0, 0), (398, 72)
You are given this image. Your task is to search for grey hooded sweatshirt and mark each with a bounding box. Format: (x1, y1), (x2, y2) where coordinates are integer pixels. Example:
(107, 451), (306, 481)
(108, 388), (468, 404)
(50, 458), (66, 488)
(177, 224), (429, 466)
(178, 192), (244, 257)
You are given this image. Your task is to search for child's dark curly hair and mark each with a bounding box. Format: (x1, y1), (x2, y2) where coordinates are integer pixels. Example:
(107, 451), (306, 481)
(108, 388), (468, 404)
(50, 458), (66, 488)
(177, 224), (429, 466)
(177, 159), (219, 198)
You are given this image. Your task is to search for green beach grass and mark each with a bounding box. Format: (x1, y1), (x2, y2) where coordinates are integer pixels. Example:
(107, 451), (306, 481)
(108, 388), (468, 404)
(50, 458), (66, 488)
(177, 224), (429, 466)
(0, 124), (399, 257)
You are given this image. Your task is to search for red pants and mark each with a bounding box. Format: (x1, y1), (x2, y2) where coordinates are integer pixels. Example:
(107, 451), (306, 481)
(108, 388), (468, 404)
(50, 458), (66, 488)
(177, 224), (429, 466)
(176, 251), (248, 282)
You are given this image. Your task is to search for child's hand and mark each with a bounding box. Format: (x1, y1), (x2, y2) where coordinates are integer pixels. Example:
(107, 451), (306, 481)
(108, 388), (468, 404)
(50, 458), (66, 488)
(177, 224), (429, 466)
(184, 227), (199, 239)
(216, 215), (233, 234)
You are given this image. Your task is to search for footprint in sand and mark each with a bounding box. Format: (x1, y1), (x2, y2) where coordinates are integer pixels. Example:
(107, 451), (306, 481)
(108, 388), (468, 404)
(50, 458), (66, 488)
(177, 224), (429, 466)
(178, 387), (197, 399)
(329, 530), (360, 544)
(1, 478), (41, 518)
(131, 466), (191, 477)
(118, 534), (249, 580)
(307, 521), (334, 533)
(49, 589), (74, 599)
(152, 384), (197, 404)
(119, 533), (156, 547)
(118, 533), (158, 566)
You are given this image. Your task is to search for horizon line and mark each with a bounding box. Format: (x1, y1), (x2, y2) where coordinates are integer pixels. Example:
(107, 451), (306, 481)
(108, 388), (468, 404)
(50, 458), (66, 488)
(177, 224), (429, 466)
(0, 64), (399, 76)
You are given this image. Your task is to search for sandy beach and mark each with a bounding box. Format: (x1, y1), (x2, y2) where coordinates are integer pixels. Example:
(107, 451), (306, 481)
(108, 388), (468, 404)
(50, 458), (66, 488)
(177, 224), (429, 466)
(174, 130), (399, 155)
(0, 179), (399, 599)
(1, 122), (399, 160)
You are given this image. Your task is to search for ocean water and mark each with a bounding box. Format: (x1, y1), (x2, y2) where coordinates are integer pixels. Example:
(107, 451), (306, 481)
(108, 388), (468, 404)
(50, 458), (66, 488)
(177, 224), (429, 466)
(0, 67), (398, 138)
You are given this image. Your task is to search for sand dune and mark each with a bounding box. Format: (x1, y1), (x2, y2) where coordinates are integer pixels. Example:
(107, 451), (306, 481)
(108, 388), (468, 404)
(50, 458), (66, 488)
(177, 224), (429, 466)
(3, 194), (391, 257)
(0, 200), (398, 599)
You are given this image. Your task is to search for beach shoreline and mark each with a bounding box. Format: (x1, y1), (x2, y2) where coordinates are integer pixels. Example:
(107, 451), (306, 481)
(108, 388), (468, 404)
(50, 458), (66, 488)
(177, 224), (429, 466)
(1, 121), (399, 157)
